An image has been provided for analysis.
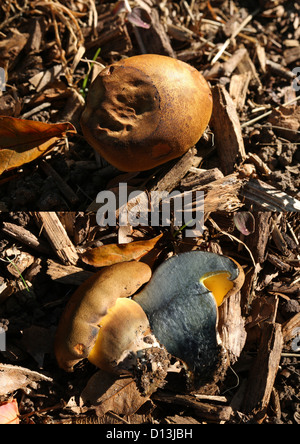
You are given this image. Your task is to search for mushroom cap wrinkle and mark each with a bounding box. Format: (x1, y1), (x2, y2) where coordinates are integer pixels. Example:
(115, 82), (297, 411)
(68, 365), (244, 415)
(80, 54), (213, 172)
(134, 251), (244, 382)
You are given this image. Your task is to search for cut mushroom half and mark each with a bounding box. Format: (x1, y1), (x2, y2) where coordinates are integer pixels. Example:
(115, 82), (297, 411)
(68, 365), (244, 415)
(54, 251), (244, 390)
(87, 297), (161, 374)
(133, 251), (244, 384)
(54, 261), (152, 372)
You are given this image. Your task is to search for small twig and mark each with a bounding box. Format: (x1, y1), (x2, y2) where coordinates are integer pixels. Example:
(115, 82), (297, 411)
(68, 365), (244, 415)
(20, 400), (67, 422)
(106, 411), (130, 424)
(183, 0), (195, 23)
(211, 8), (260, 65)
(287, 222), (299, 247)
(21, 102), (51, 119)
(221, 366), (240, 395)
(88, 0), (98, 37)
(261, 125), (300, 134)
(281, 353), (300, 358)
(266, 59), (297, 81)
(241, 96), (300, 128)
(208, 216), (256, 267)
(0, 0), (29, 30)
(80, 58), (105, 68)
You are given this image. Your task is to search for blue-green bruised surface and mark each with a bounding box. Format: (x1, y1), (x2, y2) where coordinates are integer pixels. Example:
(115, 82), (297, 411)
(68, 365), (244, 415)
(134, 251), (239, 383)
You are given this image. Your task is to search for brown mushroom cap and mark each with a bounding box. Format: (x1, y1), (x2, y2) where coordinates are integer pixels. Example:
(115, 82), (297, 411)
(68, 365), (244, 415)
(80, 54), (212, 172)
(54, 261), (152, 372)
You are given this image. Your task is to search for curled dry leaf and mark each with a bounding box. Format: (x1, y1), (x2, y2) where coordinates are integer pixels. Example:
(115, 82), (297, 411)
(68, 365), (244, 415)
(0, 116), (76, 175)
(0, 364), (53, 396)
(0, 399), (19, 424)
(80, 370), (149, 417)
(80, 233), (163, 267)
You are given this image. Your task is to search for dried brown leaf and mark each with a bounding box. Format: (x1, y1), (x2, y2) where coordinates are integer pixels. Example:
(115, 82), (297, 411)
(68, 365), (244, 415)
(80, 370), (149, 416)
(0, 116), (76, 175)
(0, 364), (53, 396)
(81, 233), (163, 267)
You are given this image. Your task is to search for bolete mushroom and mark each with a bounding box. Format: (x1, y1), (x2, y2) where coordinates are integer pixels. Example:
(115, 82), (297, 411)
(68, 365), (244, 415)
(133, 251), (244, 383)
(80, 54), (212, 172)
(54, 261), (153, 372)
(55, 251), (244, 389)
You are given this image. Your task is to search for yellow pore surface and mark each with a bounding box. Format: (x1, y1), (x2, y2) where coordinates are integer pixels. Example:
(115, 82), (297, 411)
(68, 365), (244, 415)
(201, 271), (234, 306)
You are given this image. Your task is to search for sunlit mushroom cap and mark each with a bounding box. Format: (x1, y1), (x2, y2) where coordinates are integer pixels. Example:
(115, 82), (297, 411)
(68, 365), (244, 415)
(80, 54), (212, 171)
